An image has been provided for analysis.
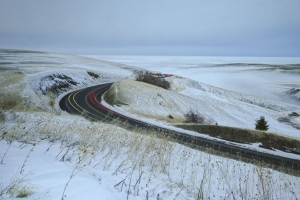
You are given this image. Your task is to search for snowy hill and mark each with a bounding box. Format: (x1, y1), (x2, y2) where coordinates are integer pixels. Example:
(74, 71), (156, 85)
(104, 79), (213, 123)
(103, 78), (300, 139)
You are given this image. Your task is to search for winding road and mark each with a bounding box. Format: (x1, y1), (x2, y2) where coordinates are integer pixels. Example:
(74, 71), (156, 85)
(60, 82), (300, 173)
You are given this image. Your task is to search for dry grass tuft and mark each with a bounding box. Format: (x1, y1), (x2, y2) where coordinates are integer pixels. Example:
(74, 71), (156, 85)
(0, 72), (24, 89)
(0, 94), (20, 110)
(0, 173), (35, 199)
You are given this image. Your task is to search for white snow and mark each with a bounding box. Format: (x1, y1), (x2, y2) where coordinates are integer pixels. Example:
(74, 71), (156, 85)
(1, 50), (300, 199)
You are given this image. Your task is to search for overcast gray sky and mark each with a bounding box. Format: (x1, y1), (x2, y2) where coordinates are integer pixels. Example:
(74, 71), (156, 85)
(0, 0), (299, 56)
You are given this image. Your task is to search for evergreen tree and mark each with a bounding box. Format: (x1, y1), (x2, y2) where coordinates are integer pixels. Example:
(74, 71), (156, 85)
(255, 116), (269, 131)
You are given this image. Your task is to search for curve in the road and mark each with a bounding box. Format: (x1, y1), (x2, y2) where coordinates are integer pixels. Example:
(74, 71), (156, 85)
(60, 83), (300, 174)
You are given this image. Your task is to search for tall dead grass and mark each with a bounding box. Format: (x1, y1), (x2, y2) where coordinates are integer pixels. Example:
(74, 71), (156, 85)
(0, 72), (25, 111)
(0, 94), (21, 110)
(0, 72), (58, 113)
(1, 112), (300, 199)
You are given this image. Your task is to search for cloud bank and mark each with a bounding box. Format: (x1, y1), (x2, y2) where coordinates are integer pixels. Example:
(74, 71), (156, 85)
(1, 0), (300, 56)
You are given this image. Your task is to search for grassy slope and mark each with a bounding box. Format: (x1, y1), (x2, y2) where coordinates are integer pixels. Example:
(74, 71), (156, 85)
(176, 124), (300, 151)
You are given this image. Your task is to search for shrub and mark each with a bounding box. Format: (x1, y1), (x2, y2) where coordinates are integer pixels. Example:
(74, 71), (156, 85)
(87, 71), (99, 78)
(184, 110), (204, 124)
(39, 74), (78, 95)
(134, 71), (170, 89)
(255, 116), (269, 131)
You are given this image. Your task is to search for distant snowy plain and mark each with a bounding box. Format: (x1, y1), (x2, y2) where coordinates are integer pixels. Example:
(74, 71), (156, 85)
(1, 50), (300, 199)
(87, 55), (300, 106)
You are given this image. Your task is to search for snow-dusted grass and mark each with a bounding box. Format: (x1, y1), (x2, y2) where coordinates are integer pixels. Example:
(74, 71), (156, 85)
(104, 79), (215, 123)
(0, 72), (24, 110)
(1, 112), (300, 199)
(0, 71), (24, 91)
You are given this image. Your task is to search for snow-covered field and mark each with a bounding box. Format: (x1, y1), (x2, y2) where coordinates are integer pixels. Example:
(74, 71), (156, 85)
(1, 49), (300, 199)
(87, 55), (300, 106)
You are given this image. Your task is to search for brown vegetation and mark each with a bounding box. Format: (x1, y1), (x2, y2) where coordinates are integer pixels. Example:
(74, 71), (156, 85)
(134, 71), (171, 89)
(184, 110), (205, 124)
(0, 94), (19, 110)
(176, 124), (300, 152)
(87, 71), (100, 78)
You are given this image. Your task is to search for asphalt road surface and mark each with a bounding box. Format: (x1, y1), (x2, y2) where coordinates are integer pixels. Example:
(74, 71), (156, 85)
(60, 82), (300, 174)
